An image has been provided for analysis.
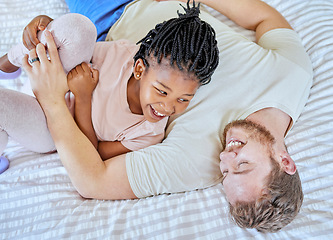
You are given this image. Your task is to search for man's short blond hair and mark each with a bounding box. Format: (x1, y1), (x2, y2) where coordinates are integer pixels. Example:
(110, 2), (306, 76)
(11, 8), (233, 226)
(229, 156), (303, 233)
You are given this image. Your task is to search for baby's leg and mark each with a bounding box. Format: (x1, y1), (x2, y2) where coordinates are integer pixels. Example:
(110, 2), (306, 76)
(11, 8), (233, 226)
(7, 13), (97, 73)
(0, 88), (55, 155)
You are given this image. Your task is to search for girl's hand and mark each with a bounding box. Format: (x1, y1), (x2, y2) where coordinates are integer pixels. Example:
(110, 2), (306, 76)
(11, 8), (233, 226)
(23, 15), (53, 50)
(67, 63), (99, 99)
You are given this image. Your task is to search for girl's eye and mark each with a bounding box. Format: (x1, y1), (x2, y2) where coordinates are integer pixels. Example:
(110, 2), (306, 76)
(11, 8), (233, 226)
(178, 98), (189, 103)
(155, 88), (167, 95)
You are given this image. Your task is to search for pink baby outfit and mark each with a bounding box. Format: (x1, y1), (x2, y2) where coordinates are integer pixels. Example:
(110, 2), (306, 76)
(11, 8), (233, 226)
(91, 40), (168, 150)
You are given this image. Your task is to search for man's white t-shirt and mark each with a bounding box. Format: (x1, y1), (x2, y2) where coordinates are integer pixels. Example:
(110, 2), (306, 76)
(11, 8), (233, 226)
(106, 0), (313, 198)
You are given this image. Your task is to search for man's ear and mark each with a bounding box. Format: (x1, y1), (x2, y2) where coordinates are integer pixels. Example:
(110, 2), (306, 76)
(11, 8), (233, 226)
(133, 58), (146, 80)
(280, 151), (296, 175)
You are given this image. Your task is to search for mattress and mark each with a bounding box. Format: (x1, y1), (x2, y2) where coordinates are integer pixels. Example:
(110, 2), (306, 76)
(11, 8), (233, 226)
(1, 0), (333, 239)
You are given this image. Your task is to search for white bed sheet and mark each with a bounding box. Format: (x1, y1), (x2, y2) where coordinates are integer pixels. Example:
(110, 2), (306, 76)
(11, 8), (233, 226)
(0, 0), (333, 239)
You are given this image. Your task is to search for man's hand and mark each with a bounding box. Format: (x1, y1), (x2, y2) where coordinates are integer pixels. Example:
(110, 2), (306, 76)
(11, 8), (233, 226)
(67, 63), (99, 99)
(23, 15), (53, 50)
(22, 30), (68, 110)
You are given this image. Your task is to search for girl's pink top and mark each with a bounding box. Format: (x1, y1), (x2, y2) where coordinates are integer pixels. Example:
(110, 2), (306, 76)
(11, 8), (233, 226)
(89, 40), (168, 151)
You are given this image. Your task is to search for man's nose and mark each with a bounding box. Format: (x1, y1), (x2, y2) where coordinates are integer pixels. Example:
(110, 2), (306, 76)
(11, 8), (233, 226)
(220, 151), (237, 173)
(219, 151), (237, 161)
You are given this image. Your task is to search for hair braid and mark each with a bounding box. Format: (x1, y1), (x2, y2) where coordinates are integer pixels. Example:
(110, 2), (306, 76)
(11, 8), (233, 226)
(133, 0), (219, 86)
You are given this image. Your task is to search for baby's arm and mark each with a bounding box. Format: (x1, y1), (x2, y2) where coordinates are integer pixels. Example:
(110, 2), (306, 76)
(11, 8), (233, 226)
(67, 63), (99, 148)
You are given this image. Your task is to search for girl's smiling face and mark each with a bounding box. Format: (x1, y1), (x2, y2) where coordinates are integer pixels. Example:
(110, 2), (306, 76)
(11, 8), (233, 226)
(134, 57), (200, 123)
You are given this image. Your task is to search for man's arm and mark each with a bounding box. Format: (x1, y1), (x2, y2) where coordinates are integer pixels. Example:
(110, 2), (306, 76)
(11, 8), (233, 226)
(203, 0), (292, 40)
(158, 0), (292, 41)
(23, 30), (137, 200)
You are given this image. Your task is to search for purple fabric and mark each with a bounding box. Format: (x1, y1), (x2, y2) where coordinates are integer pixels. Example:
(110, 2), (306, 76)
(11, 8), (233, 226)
(0, 156), (9, 174)
(0, 68), (21, 79)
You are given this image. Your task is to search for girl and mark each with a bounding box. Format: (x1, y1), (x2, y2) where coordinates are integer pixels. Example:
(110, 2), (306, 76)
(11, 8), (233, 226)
(0, 1), (219, 171)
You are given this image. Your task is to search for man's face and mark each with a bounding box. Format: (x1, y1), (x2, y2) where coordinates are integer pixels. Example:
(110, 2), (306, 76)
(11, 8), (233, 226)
(219, 120), (277, 205)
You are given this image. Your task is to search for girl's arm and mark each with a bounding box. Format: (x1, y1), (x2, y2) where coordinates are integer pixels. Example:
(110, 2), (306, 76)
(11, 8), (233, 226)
(67, 63), (99, 148)
(98, 141), (131, 160)
(68, 63), (131, 160)
(73, 94), (98, 148)
(156, 0), (292, 41)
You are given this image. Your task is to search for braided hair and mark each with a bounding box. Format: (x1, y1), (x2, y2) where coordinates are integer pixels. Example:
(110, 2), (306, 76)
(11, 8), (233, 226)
(133, 0), (219, 85)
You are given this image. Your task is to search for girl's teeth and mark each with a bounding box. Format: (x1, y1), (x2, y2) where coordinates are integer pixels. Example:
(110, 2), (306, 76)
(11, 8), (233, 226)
(153, 108), (165, 117)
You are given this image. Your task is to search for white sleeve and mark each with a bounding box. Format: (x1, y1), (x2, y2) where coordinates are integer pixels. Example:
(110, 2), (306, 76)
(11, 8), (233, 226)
(258, 28), (313, 75)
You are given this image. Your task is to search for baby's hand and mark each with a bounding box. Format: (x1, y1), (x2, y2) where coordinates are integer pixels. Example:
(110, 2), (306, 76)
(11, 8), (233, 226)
(67, 62), (99, 98)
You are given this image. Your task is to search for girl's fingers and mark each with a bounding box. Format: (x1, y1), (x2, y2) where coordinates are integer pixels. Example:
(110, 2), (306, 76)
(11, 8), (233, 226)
(91, 69), (99, 83)
(74, 65), (82, 75)
(38, 22), (47, 31)
(81, 62), (90, 72)
(28, 27), (40, 48)
(67, 71), (72, 79)
(22, 25), (38, 50)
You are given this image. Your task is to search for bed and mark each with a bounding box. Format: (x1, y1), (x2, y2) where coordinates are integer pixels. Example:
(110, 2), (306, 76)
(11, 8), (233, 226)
(1, 0), (333, 239)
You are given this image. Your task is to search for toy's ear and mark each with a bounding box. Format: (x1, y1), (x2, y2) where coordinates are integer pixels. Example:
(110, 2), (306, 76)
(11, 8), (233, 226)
(133, 58), (146, 80)
(280, 151), (296, 175)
